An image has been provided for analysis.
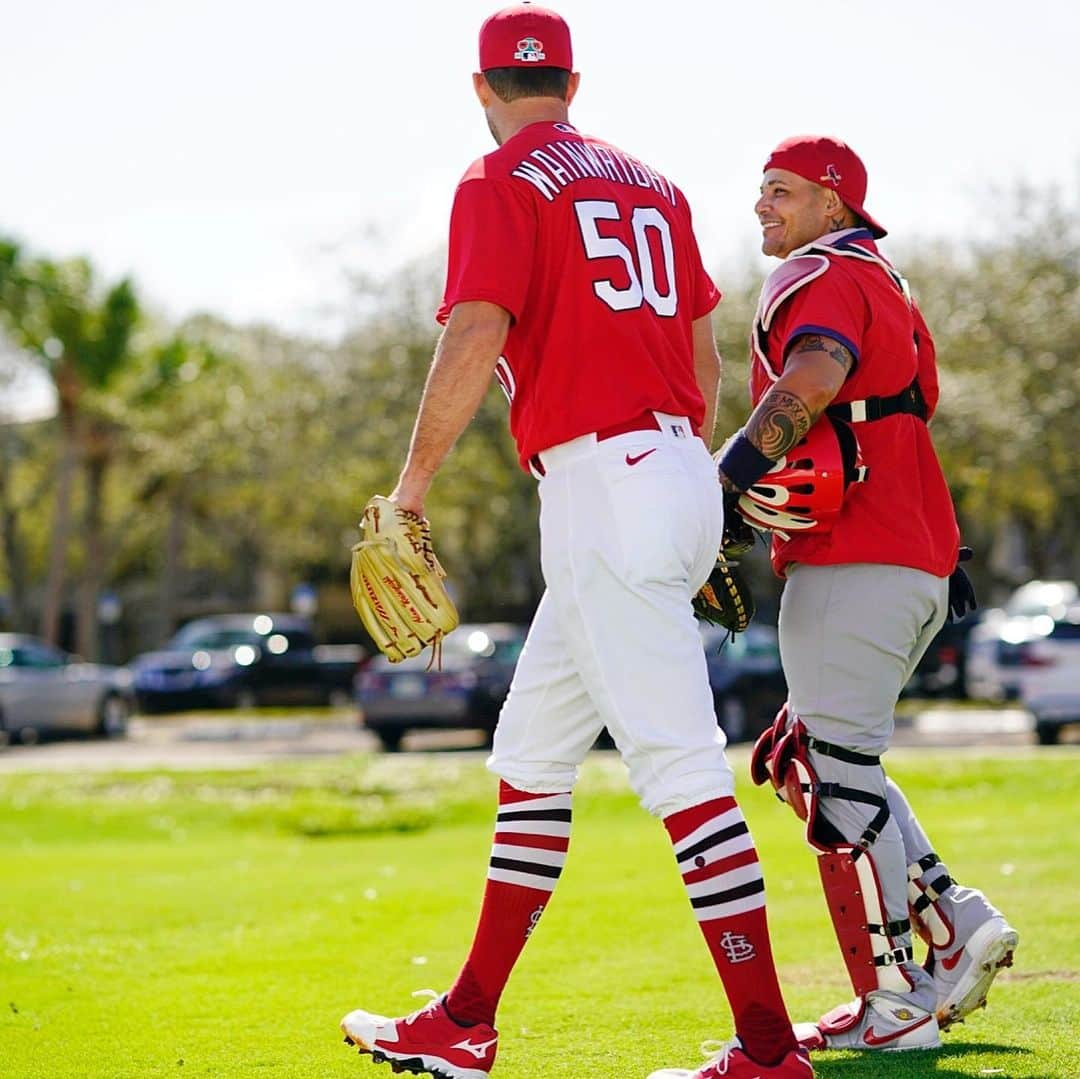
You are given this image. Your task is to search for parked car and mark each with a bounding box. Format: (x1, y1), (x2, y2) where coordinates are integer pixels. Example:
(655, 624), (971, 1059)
(129, 613), (363, 713)
(357, 621), (787, 752)
(1013, 602), (1080, 745)
(355, 624), (526, 751)
(0, 634), (133, 744)
(966, 580), (1078, 702)
(700, 623), (788, 742)
(1027, 683), (1080, 746)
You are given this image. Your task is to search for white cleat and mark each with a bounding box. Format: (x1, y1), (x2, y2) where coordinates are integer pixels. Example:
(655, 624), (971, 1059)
(794, 991), (941, 1052)
(929, 914), (1019, 1029)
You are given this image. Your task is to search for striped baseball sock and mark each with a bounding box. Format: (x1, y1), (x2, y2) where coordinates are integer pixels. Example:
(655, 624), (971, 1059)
(445, 781), (571, 1027)
(665, 796), (797, 1066)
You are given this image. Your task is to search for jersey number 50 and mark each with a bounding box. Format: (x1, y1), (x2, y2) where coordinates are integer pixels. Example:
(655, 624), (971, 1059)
(574, 200), (678, 317)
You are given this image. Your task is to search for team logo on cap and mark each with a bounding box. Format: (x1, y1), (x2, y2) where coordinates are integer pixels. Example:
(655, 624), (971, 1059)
(820, 164), (842, 185)
(514, 36), (546, 62)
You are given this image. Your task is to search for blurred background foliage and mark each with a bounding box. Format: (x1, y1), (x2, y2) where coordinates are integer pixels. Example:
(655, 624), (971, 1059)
(0, 186), (1076, 660)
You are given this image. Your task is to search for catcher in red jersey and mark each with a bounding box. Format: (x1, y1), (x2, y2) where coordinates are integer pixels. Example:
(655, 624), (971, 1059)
(339, 6), (810, 1079)
(712, 135), (1018, 1056)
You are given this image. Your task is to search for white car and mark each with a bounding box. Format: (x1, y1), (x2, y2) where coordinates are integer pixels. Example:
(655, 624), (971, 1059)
(966, 581), (1079, 704)
(0, 634), (134, 744)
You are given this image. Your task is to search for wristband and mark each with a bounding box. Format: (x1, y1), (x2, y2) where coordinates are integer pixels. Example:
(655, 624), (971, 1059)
(717, 430), (775, 492)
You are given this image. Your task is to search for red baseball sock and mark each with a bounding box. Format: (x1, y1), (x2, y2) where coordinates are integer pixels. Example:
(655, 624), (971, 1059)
(664, 796), (797, 1066)
(446, 782), (571, 1027)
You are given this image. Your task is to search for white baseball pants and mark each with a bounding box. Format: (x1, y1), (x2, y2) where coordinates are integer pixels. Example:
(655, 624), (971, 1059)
(488, 413), (733, 817)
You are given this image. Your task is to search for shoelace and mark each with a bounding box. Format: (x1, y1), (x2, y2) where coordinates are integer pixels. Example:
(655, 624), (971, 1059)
(403, 989), (442, 1022)
(695, 1038), (741, 1076)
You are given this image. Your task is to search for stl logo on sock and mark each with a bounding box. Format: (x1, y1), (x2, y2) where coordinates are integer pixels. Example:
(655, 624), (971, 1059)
(525, 904), (545, 938)
(719, 931), (757, 964)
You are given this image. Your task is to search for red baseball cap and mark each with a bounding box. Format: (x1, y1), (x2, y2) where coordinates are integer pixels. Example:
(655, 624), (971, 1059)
(764, 135), (887, 239)
(478, 3), (573, 71)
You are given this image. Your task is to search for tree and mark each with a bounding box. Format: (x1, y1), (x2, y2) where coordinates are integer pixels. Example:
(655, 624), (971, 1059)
(902, 189), (1080, 589)
(0, 242), (139, 650)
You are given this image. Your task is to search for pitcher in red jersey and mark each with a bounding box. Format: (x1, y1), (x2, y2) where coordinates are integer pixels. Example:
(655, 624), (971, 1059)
(338, 6), (809, 1079)
(712, 134), (1018, 1057)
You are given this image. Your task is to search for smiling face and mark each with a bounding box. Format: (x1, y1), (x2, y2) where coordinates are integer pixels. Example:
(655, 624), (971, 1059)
(755, 168), (846, 259)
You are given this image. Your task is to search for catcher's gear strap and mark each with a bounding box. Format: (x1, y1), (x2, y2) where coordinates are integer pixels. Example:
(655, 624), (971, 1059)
(820, 849), (915, 996)
(805, 734), (881, 767)
(827, 375), (928, 425)
(907, 852), (957, 949)
(760, 718), (892, 857)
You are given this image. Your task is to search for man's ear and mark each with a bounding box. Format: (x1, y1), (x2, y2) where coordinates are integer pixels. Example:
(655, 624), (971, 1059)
(822, 187), (845, 217)
(473, 71), (490, 106)
(565, 71), (581, 105)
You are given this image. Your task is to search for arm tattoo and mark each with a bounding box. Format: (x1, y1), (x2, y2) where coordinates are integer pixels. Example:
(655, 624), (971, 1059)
(746, 390), (814, 460)
(791, 333), (855, 375)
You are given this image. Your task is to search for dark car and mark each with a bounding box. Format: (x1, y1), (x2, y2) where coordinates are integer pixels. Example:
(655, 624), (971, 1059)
(700, 623), (788, 742)
(903, 611), (982, 699)
(129, 613), (363, 713)
(355, 623), (527, 751)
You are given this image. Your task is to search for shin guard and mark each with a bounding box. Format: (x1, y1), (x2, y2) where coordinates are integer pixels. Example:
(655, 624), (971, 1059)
(754, 714), (913, 994)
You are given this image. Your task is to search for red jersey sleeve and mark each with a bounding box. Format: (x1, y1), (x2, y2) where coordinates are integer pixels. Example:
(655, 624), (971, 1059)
(436, 176), (536, 326)
(771, 264), (868, 366)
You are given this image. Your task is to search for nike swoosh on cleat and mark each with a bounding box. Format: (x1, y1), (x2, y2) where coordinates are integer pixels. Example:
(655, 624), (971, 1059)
(940, 948), (966, 971)
(452, 1036), (498, 1059)
(863, 1015), (933, 1046)
(625, 449), (657, 466)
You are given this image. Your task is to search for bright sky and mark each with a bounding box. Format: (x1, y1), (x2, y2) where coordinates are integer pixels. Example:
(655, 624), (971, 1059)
(1, 0), (1077, 416)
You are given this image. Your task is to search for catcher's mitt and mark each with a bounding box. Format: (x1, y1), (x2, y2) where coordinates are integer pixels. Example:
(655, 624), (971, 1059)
(350, 495), (459, 663)
(692, 552), (755, 635)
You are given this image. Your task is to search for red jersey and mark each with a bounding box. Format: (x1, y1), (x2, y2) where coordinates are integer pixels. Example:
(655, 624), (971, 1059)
(749, 230), (959, 578)
(437, 121), (720, 468)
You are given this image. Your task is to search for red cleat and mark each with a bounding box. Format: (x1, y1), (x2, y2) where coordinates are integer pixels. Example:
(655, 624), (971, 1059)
(340, 991), (497, 1079)
(647, 1037), (814, 1077)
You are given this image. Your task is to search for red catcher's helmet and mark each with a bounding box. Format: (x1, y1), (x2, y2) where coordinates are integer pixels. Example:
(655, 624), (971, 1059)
(735, 416), (867, 538)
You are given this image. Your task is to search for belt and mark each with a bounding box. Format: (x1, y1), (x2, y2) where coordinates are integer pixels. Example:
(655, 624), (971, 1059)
(529, 410), (663, 477)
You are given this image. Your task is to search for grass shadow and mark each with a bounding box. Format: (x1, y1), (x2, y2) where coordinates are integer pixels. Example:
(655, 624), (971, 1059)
(813, 1042), (1036, 1078)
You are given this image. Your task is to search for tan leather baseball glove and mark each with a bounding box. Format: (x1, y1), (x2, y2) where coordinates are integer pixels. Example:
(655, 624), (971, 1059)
(350, 496), (459, 663)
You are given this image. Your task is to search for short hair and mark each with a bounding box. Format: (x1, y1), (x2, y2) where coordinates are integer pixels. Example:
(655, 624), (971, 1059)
(482, 66), (571, 103)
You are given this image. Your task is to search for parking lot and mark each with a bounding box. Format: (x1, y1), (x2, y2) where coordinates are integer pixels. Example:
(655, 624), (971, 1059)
(0, 704), (1055, 773)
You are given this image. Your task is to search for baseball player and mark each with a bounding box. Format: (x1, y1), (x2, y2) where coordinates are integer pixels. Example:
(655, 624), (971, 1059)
(703, 135), (1017, 1055)
(339, 6), (811, 1078)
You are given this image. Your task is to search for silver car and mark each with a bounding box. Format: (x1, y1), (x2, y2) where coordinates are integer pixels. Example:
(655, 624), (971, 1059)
(0, 634), (134, 744)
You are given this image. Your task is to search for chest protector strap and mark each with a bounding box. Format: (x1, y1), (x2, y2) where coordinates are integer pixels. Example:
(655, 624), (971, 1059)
(827, 376), (928, 424)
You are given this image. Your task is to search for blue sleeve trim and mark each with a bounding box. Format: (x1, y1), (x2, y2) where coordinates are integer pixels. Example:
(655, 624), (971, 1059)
(784, 323), (860, 374)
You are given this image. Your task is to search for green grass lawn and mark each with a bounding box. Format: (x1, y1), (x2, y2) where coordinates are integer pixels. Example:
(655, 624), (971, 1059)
(1, 749), (1076, 1078)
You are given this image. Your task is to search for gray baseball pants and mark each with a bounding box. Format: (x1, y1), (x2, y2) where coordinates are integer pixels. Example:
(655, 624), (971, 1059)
(779, 562), (949, 1004)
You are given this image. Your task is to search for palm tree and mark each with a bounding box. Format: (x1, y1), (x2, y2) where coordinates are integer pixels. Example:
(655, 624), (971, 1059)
(0, 243), (138, 651)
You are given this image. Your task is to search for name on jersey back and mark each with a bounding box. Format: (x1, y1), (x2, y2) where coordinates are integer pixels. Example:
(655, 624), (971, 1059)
(511, 139), (677, 207)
